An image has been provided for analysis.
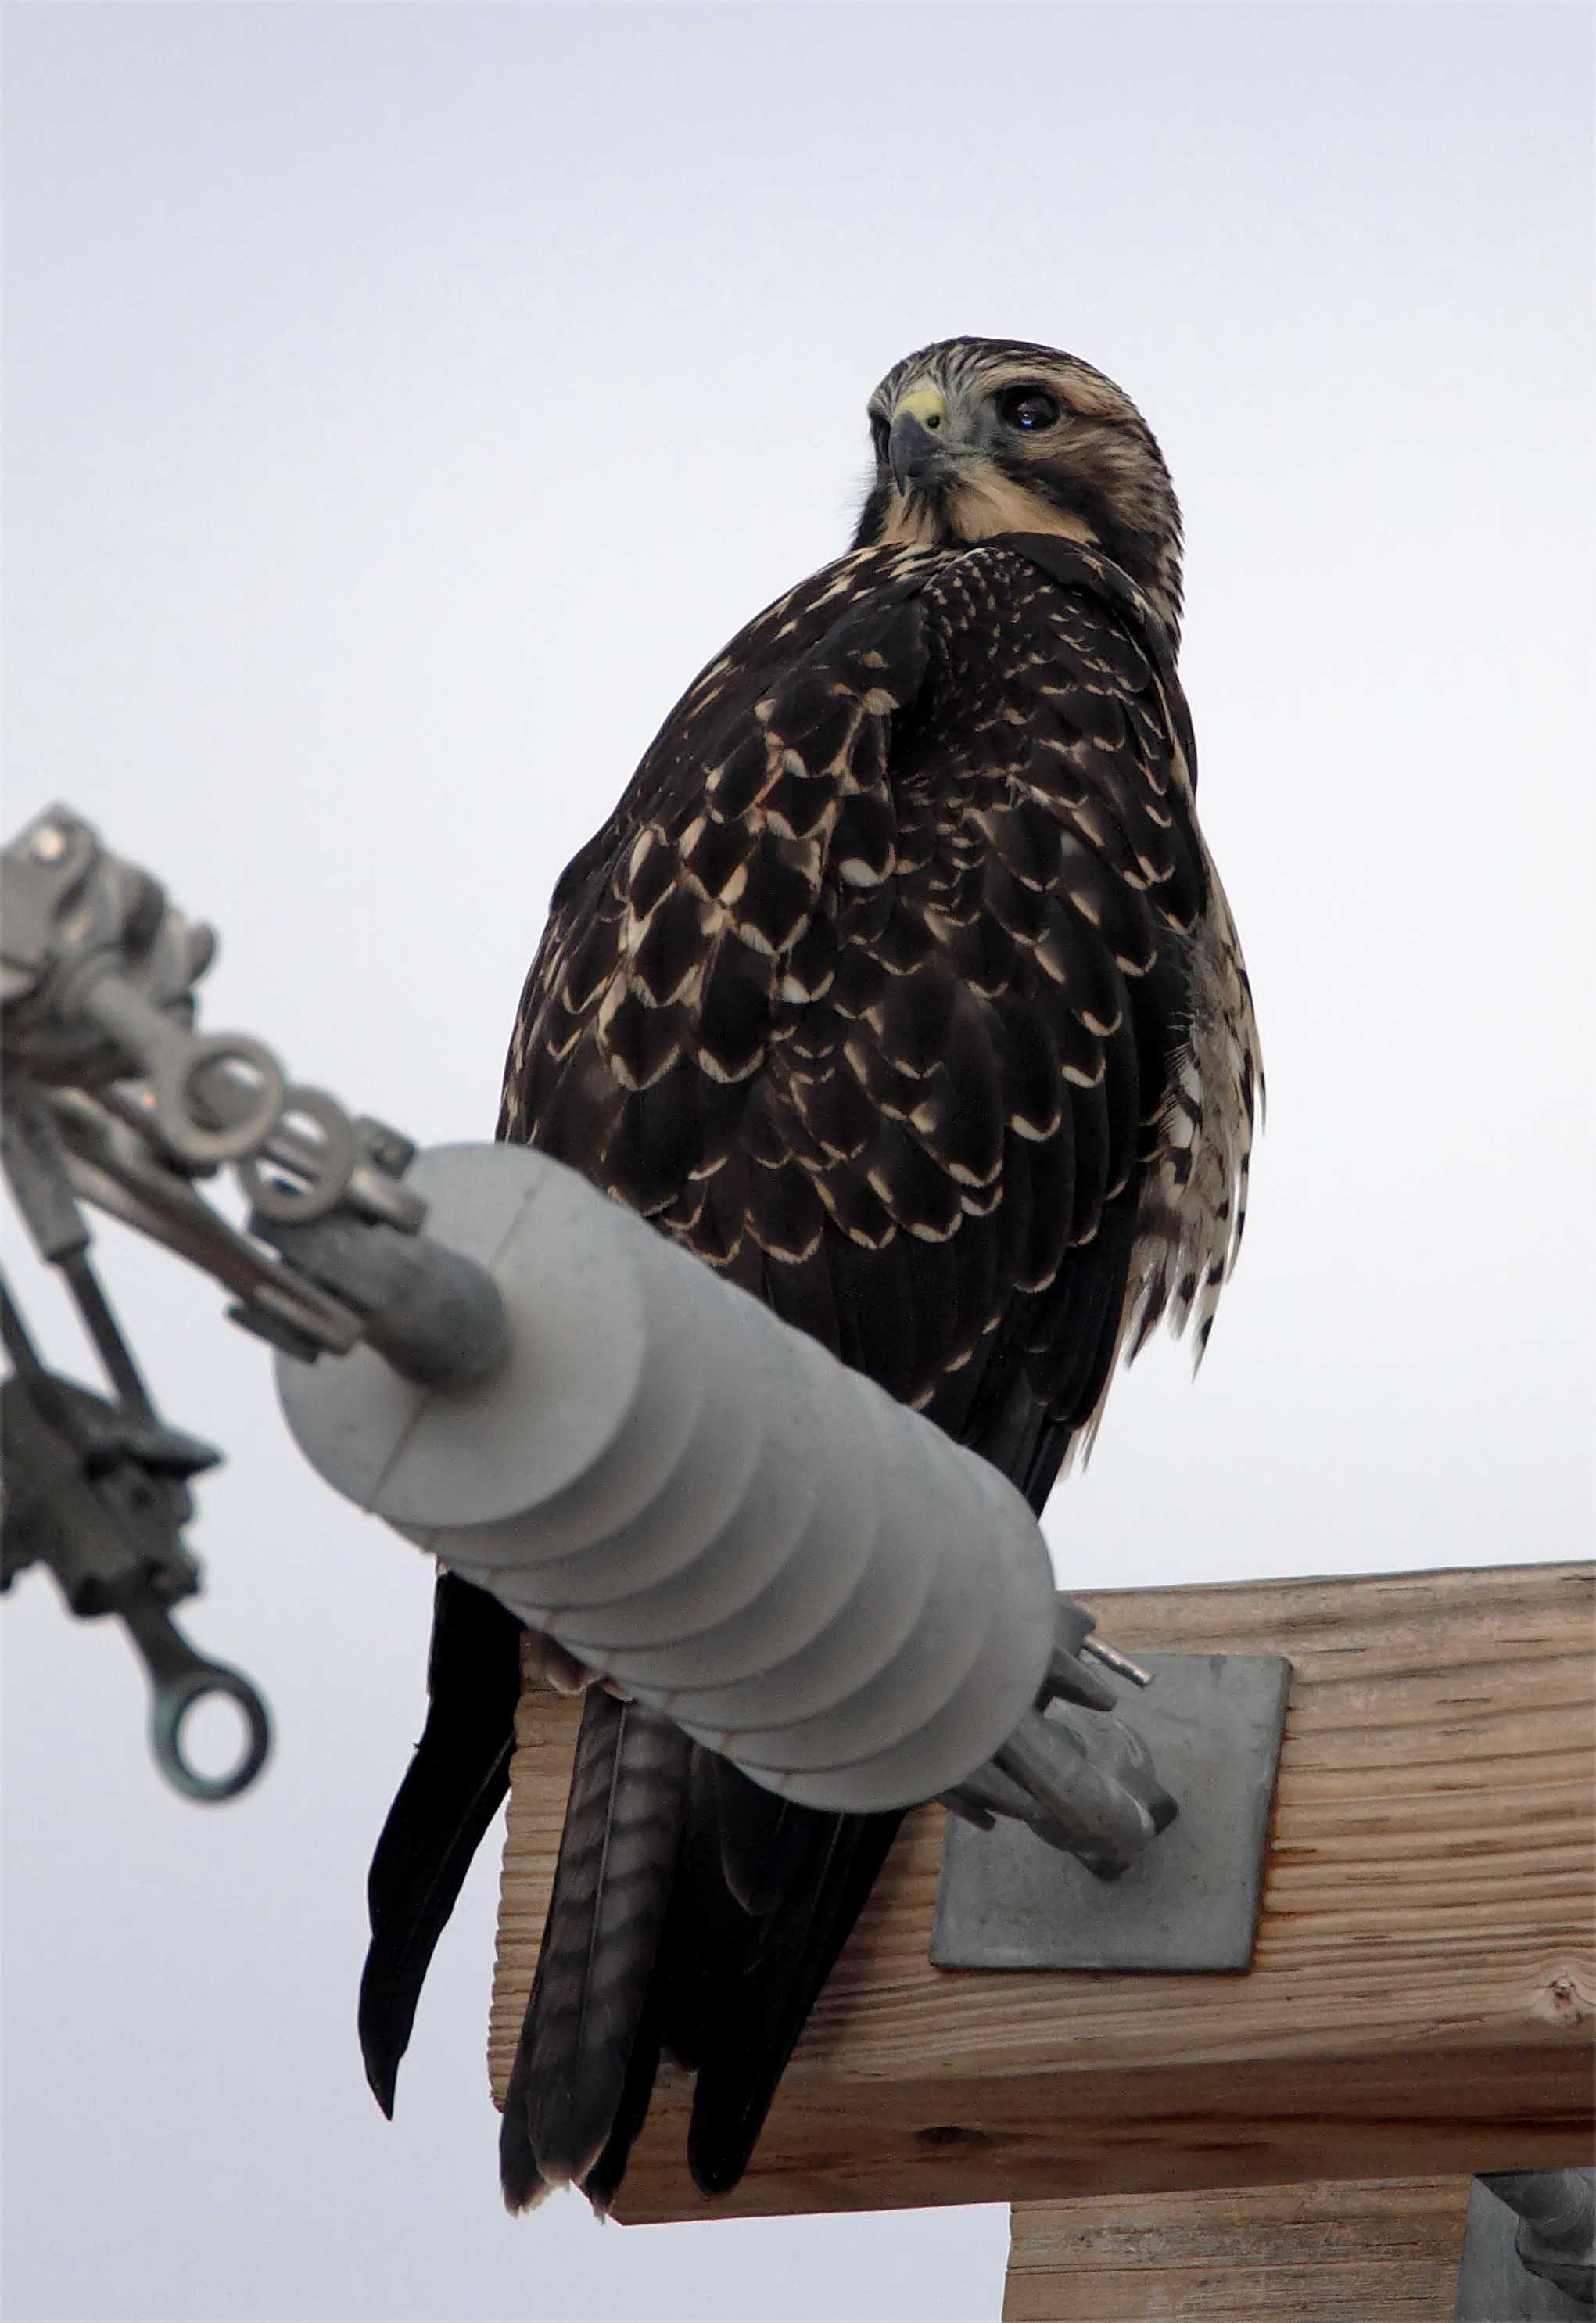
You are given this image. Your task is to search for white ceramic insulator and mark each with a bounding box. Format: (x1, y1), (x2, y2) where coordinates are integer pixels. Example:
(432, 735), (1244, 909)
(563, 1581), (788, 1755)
(275, 1144), (1057, 1814)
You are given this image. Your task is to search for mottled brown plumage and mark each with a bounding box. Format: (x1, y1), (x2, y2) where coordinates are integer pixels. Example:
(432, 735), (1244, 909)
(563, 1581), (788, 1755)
(360, 336), (1260, 2214)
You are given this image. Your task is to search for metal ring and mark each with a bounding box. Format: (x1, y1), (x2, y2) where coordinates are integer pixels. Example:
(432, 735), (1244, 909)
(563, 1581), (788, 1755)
(155, 1034), (285, 1165)
(151, 1664), (273, 1804)
(238, 1084), (360, 1222)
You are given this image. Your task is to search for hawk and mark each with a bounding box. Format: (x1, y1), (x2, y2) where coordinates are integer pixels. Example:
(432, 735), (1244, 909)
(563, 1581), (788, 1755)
(357, 336), (1261, 2212)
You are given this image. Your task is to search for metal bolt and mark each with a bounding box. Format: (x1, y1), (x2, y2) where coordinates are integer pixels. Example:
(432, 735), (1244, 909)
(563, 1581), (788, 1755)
(1081, 1634), (1155, 1689)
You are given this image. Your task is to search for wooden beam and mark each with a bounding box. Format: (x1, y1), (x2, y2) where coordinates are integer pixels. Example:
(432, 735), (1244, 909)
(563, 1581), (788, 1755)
(1002, 2178), (1474, 2321)
(489, 1561), (1594, 2224)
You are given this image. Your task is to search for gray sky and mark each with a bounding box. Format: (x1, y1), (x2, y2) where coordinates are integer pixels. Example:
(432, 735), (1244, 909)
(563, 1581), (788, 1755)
(3, 6), (1591, 2320)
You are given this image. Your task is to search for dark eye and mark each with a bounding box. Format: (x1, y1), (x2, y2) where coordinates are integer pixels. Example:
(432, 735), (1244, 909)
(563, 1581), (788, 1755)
(997, 386), (1060, 433)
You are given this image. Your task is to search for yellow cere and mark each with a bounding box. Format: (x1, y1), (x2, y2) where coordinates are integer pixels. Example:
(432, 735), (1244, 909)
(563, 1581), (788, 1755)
(894, 386), (949, 433)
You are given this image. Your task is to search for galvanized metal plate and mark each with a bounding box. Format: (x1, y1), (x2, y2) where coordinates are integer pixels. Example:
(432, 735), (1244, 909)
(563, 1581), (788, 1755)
(931, 1652), (1291, 1972)
(1454, 2176), (1596, 2320)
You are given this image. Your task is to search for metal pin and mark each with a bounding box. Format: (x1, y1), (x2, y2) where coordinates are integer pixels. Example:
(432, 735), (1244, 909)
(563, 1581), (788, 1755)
(1081, 1634), (1154, 1688)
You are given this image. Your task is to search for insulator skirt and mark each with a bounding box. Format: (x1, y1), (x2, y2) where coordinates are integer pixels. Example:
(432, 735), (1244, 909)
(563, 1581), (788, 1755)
(276, 1143), (1056, 1811)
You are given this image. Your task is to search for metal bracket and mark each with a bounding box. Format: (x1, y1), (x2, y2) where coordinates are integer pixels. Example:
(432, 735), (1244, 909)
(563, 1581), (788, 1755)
(1455, 2173), (1596, 2318)
(931, 1652), (1290, 1972)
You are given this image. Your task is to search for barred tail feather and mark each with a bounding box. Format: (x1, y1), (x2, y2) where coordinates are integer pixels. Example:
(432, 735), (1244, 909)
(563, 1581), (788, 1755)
(499, 1689), (690, 2212)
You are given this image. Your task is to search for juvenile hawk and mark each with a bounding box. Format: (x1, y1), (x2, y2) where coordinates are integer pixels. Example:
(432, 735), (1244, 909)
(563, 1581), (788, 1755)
(359, 336), (1261, 2212)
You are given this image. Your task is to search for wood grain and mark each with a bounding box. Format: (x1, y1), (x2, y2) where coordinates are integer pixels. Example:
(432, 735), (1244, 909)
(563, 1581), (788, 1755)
(489, 1562), (1595, 2224)
(1002, 2178), (1474, 2321)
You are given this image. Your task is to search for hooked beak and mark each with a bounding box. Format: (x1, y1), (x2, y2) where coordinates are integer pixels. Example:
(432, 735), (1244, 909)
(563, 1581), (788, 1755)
(888, 387), (953, 495)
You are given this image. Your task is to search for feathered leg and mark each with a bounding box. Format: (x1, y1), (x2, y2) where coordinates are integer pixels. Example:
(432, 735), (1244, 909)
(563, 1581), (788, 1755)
(500, 1686), (690, 2213)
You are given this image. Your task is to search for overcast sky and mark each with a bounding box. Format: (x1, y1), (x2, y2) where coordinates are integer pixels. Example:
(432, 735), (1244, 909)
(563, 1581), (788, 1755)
(3, 7), (1591, 2321)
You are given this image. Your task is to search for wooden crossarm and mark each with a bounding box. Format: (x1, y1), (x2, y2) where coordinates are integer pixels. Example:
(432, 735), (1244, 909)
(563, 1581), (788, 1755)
(1002, 2178), (1476, 2321)
(489, 1562), (1594, 2224)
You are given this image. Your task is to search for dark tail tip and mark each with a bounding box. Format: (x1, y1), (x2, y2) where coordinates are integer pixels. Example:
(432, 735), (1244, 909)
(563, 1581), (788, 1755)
(360, 2038), (399, 2121)
(688, 2133), (751, 2202)
(358, 1951), (408, 2119)
(358, 1573), (525, 2122)
(499, 2100), (547, 2213)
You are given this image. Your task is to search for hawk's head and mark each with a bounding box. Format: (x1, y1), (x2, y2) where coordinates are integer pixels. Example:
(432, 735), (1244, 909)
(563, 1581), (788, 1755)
(852, 336), (1183, 641)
